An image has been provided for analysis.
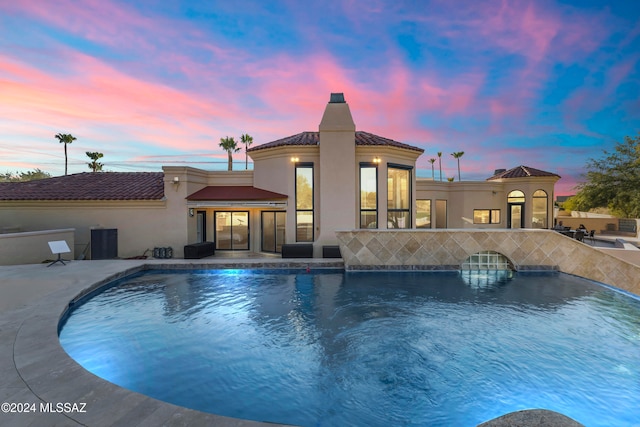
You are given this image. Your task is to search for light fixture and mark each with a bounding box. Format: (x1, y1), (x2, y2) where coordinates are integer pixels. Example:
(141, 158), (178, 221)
(173, 176), (180, 184)
(290, 156), (299, 163)
(188, 208), (194, 217)
(373, 156), (381, 164)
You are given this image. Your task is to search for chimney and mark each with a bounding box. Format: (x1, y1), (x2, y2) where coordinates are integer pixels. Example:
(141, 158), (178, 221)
(494, 169), (506, 175)
(329, 93), (346, 103)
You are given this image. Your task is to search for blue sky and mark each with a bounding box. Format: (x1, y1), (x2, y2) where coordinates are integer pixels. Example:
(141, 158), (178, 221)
(1, 0), (638, 194)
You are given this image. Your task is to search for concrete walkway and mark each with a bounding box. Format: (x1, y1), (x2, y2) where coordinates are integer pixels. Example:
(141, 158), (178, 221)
(0, 259), (341, 427)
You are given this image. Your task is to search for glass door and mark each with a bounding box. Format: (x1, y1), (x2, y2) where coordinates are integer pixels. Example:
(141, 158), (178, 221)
(196, 211), (206, 243)
(261, 211), (286, 253)
(508, 204), (524, 229)
(215, 211), (249, 250)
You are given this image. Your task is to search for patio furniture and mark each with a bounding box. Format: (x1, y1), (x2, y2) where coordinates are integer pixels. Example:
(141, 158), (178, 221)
(586, 230), (596, 244)
(47, 240), (71, 267)
(282, 244), (313, 258)
(184, 242), (215, 259)
(574, 230), (585, 242)
(322, 245), (342, 258)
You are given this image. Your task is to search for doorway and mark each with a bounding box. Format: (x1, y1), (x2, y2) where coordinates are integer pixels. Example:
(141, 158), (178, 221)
(261, 211), (286, 253)
(196, 211), (206, 243)
(214, 211), (249, 250)
(508, 204), (524, 229)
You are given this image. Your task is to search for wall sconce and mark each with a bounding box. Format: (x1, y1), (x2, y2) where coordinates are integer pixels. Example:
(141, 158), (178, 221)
(373, 156), (381, 164)
(188, 208), (194, 217)
(290, 156), (299, 163)
(173, 176), (180, 185)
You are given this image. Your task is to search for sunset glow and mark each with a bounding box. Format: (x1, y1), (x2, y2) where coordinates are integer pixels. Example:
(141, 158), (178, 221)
(1, 0), (638, 195)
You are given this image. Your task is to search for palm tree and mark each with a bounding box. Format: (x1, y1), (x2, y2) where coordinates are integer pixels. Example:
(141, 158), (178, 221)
(55, 133), (76, 175)
(451, 151), (464, 181)
(86, 152), (104, 172)
(437, 152), (442, 181)
(240, 133), (254, 170)
(428, 158), (436, 180)
(219, 136), (240, 171)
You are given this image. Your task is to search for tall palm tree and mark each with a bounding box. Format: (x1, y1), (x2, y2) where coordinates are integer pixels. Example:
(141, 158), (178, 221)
(451, 151), (464, 181)
(86, 152), (104, 172)
(240, 133), (254, 170)
(219, 136), (240, 171)
(55, 133), (76, 175)
(437, 152), (442, 181)
(428, 158), (436, 180)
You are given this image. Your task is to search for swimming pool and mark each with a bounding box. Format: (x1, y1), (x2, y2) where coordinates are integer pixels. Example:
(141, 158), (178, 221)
(58, 269), (640, 426)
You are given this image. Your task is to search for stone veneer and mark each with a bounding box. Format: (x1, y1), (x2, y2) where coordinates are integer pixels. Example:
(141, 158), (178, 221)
(336, 229), (640, 295)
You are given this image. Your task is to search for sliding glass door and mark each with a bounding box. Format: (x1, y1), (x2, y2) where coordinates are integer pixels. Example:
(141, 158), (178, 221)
(215, 211), (249, 250)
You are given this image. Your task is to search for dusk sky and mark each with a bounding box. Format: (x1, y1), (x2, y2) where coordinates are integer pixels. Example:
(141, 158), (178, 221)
(1, 1), (639, 195)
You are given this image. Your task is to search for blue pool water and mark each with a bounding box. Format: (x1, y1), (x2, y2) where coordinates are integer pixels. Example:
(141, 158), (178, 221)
(59, 270), (640, 426)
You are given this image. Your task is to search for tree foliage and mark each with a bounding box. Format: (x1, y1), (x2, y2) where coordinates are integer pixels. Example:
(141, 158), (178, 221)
(451, 151), (464, 181)
(572, 134), (640, 218)
(0, 169), (52, 182)
(86, 152), (104, 172)
(219, 136), (240, 171)
(54, 133), (76, 175)
(240, 133), (254, 170)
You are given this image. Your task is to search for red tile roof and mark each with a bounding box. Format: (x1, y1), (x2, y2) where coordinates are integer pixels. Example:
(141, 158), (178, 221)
(187, 186), (288, 201)
(0, 172), (165, 201)
(486, 166), (560, 180)
(247, 131), (424, 153)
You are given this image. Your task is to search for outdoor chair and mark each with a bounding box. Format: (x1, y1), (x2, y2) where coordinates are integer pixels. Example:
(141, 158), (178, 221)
(586, 230), (596, 244)
(574, 230), (585, 242)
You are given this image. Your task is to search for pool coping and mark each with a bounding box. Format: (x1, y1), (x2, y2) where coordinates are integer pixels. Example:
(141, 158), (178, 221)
(3, 259), (342, 427)
(1, 258), (587, 426)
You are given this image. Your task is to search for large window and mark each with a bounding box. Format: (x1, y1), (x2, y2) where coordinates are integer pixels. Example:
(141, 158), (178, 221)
(473, 209), (501, 224)
(387, 165), (411, 228)
(416, 200), (431, 228)
(296, 163), (314, 242)
(532, 190), (548, 229)
(360, 164), (378, 228)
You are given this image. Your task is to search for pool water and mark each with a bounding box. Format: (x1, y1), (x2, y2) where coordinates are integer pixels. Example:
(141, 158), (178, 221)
(59, 270), (640, 426)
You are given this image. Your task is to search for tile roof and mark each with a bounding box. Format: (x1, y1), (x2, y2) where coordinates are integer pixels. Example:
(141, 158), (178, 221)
(486, 165), (560, 181)
(247, 131), (424, 153)
(0, 172), (165, 201)
(187, 186), (288, 201)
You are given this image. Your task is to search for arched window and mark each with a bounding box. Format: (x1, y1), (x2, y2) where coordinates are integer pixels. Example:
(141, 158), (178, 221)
(532, 189), (548, 229)
(507, 190), (525, 203)
(507, 190), (525, 228)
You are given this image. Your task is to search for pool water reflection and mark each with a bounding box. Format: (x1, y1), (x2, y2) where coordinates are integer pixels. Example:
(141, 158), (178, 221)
(59, 270), (640, 426)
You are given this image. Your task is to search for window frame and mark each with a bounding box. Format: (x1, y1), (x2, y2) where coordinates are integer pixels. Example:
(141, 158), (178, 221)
(295, 162), (314, 242)
(359, 162), (378, 229)
(532, 189), (548, 229)
(416, 199), (432, 229)
(473, 209), (501, 224)
(387, 163), (412, 229)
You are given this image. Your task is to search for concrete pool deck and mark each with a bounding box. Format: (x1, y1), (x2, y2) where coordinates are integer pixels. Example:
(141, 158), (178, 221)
(0, 258), (596, 426)
(1, 258), (344, 427)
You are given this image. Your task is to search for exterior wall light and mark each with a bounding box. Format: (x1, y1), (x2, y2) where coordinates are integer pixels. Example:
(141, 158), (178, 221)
(290, 156), (299, 163)
(173, 176), (180, 185)
(188, 208), (194, 217)
(373, 156), (381, 164)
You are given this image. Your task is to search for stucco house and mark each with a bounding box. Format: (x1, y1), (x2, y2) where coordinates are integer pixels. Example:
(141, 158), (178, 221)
(0, 93), (559, 260)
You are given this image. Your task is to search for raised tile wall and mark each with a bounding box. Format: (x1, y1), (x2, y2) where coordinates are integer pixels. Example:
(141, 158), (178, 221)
(336, 229), (640, 295)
